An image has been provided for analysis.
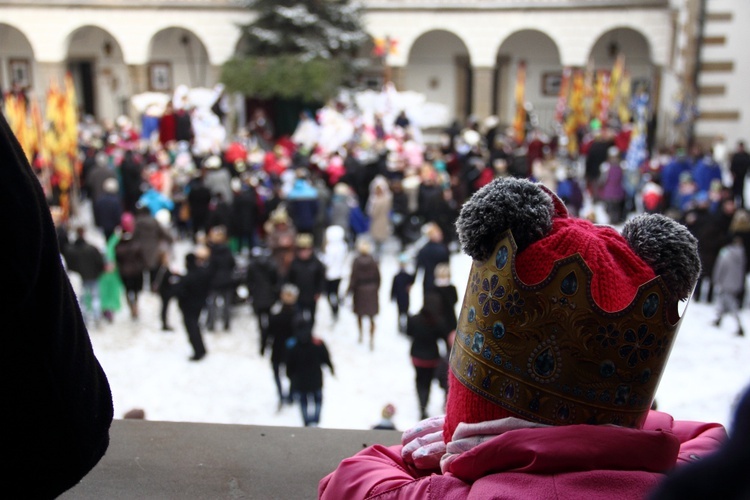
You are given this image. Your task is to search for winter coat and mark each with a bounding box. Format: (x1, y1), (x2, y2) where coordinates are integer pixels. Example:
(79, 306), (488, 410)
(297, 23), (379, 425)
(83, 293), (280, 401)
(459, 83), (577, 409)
(207, 243), (236, 290)
(137, 188), (174, 217)
(406, 311), (450, 362)
(64, 238), (105, 281)
(391, 270), (415, 311)
(187, 179), (212, 229)
(246, 251), (280, 310)
(712, 241), (746, 294)
(99, 232), (123, 313)
(206, 199), (232, 232)
(268, 225), (297, 278)
(1, 112), (112, 498)
(287, 179), (320, 234)
(417, 183), (444, 221)
(661, 156), (692, 196)
(348, 254), (381, 317)
(204, 167), (233, 204)
(692, 156), (723, 192)
(132, 213), (172, 269)
(158, 111), (176, 145)
(416, 241), (450, 293)
(319, 411), (726, 500)
(93, 193), (123, 236)
(229, 187), (259, 238)
(114, 235), (147, 279)
(286, 335), (334, 394)
(730, 151), (750, 184)
(681, 207), (725, 277)
(177, 261), (211, 313)
(328, 195), (351, 233)
(263, 304), (296, 364)
(598, 160), (626, 202)
(584, 138), (613, 182)
(321, 225), (348, 281)
(367, 192), (392, 244)
(120, 152), (144, 208)
(174, 110), (193, 143)
(286, 254), (326, 304)
(433, 283), (459, 332)
(86, 164), (116, 202)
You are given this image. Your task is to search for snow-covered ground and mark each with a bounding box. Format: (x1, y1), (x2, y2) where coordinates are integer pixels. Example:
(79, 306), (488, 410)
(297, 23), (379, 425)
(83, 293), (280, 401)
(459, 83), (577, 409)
(75, 231), (750, 435)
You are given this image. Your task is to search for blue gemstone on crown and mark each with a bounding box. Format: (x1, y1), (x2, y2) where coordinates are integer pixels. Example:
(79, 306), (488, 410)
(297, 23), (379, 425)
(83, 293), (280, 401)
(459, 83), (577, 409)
(643, 293), (660, 318)
(496, 245), (509, 269)
(561, 271), (578, 295)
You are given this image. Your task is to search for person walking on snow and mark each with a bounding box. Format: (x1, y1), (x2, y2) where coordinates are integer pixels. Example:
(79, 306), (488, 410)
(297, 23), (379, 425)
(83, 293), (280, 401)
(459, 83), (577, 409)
(712, 236), (746, 336)
(348, 238), (381, 350)
(286, 318), (334, 427)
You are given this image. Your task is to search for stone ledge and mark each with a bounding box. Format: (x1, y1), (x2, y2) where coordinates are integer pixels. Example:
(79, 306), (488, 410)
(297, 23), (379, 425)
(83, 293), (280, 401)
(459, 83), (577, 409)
(60, 420), (401, 499)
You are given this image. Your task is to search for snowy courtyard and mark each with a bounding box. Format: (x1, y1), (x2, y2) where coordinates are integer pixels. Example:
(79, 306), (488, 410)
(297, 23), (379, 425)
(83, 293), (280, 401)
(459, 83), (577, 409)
(77, 236), (750, 434)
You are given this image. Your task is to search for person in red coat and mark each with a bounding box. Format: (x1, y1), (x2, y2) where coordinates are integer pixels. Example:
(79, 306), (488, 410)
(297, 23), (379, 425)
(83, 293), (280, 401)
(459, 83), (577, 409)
(158, 101), (177, 147)
(320, 178), (726, 499)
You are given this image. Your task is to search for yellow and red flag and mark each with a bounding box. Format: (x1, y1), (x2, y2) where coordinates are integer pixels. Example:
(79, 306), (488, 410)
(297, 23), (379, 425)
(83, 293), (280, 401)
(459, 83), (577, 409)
(597, 71), (611, 123)
(618, 70), (632, 124)
(512, 60), (527, 144)
(564, 69), (585, 154)
(3, 93), (34, 161)
(555, 67), (572, 124)
(372, 36), (398, 57)
(43, 73), (80, 218)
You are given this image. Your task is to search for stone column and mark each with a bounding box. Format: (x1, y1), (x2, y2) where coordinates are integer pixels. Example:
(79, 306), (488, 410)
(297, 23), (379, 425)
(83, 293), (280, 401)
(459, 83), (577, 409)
(390, 66), (405, 91)
(472, 66), (494, 122)
(128, 64), (149, 96)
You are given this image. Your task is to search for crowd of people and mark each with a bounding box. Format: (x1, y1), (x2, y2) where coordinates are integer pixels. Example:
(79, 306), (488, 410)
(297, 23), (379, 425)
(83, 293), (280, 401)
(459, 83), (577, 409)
(47, 88), (750, 429)
(3, 72), (750, 495)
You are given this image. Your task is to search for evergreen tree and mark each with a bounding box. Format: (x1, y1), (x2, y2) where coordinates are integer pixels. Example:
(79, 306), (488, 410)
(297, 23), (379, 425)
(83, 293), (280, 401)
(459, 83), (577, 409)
(222, 0), (368, 103)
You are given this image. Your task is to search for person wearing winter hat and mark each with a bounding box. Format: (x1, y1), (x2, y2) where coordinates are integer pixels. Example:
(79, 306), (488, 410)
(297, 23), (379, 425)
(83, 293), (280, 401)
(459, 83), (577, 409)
(319, 177), (727, 499)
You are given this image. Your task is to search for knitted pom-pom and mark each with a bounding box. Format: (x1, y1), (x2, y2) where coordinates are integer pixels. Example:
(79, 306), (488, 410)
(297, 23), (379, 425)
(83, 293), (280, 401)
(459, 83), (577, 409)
(456, 177), (555, 261)
(622, 213), (701, 301)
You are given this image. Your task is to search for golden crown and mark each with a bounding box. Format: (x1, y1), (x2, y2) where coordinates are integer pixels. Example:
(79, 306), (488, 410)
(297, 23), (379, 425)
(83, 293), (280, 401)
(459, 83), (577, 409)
(449, 230), (685, 428)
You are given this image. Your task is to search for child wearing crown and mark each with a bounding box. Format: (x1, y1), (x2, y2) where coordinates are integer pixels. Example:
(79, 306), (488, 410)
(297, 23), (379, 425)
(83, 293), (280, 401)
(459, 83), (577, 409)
(319, 177), (727, 499)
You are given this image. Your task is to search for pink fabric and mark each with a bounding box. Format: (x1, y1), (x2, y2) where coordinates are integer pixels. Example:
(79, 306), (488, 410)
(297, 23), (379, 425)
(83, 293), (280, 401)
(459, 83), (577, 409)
(318, 411), (726, 500)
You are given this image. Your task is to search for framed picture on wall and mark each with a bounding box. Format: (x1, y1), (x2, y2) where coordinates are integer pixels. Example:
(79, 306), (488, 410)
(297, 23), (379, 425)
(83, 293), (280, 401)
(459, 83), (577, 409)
(8, 59), (31, 88)
(148, 62), (172, 92)
(541, 72), (562, 97)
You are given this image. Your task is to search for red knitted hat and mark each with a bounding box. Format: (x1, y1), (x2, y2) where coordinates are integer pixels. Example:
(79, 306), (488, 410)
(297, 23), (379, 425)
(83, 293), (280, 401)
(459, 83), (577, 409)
(444, 178), (700, 441)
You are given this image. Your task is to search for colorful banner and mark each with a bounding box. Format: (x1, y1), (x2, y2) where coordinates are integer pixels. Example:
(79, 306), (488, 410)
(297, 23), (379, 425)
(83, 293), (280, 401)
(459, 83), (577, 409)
(555, 67), (572, 124)
(43, 74), (80, 218)
(597, 71), (611, 123)
(617, 71), (632, 124)
(564, 69), (585, 154)
(512, 60), (527, 144)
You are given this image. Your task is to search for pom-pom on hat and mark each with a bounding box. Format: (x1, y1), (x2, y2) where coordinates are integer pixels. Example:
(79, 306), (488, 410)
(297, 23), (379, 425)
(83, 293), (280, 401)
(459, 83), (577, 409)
(445, 178), (700, 441)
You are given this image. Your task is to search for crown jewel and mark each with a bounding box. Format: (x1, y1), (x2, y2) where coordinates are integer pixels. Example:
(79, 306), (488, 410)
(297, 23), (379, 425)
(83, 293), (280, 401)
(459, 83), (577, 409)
(449, 230), (684, 428)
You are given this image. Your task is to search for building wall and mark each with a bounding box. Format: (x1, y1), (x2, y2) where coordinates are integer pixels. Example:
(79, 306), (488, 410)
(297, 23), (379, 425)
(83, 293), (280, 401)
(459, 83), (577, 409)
(694, 0), (749, 151)
(1, 0), (745, 147)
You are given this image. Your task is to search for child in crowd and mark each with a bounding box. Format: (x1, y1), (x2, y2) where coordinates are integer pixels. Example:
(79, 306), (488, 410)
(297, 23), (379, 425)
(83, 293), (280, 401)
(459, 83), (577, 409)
(391, 253), (415, 333)
(372, 404), (398, 431)
(286, 316), (335, 427)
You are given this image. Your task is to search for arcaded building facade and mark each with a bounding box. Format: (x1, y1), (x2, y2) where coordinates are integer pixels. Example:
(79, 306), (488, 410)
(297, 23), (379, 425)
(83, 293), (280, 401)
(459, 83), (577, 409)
(0, 0), (746, 147)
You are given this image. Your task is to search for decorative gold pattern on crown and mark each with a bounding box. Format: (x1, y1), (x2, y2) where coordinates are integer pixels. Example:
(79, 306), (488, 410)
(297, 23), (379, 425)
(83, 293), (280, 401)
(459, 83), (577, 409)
(449, 230), (685, 428)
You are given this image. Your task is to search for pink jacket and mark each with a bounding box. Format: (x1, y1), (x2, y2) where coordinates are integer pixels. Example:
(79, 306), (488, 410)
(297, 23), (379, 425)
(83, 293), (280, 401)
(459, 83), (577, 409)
(319, 411), (725, 499)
